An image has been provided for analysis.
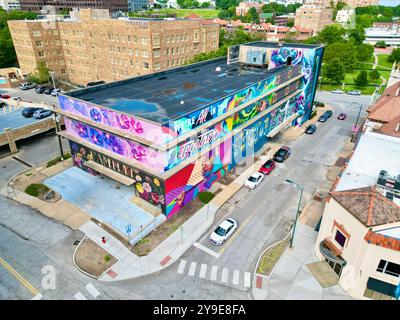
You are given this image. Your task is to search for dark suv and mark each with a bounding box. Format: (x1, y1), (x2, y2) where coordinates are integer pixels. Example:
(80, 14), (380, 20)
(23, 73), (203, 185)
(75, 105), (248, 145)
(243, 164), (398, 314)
(318, 110), (333, 123)
(273, 146), (291, 163)
(35, 85), (47, 94)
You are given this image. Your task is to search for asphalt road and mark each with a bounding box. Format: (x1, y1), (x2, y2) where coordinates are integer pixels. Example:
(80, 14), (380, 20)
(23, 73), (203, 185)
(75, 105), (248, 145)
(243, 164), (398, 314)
(0, 92), (371, 300)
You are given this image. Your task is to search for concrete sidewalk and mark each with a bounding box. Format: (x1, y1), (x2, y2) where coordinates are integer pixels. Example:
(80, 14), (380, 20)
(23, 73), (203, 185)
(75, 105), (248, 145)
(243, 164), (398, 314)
(252, 223), (351, 300)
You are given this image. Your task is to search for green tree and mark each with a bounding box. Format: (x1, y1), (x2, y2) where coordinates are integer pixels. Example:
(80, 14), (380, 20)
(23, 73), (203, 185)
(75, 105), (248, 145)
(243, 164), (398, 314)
(354, 70), (369, 86)
(348, 26), (366, 44)
(388, 48), (400, 63)
(369, 69), (381, 82)
(356, 43), (373, 62)
(318, 24), (346, 44)
(325, 58), (345, 83)
(375, 40), (386, 48)
(28, 62), (50, 84)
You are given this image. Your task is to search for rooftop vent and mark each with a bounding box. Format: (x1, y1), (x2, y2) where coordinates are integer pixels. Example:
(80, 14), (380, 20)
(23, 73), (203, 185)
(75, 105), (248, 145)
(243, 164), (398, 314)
(215, 67), (222, 72)
(158, 76), (167, 80)
(180, 100), (184, 105)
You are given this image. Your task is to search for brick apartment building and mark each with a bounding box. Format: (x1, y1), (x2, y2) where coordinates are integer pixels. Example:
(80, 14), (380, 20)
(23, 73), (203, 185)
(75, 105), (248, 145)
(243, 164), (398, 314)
(19, 0), (129, 13)
(294, 4), (333, 34)
(8, 9), (219, 86)
(305, 0), (378, 7)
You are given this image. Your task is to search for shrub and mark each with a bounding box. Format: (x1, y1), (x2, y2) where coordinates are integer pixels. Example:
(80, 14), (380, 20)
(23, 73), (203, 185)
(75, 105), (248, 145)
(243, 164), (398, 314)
(25, 183), (49, 197)
(46, 153), (71, 167)
(104, 255), (112, 262)
(198, 191), (214, 204)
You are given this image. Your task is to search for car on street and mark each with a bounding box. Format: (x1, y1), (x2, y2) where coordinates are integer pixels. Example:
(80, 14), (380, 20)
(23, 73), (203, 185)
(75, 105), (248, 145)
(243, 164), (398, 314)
(44, 87), (54, 95)
(22, 107), (44, 118)
(35, 85), (48, 94)
(0, 93), (11, 99)
(273, 146), (291, 163)
(347, 90), (361, 96)
(318, 110), (333, 123)
(245, 172), (264, 189)
(331, 89), (344, 94)
(305, 124), (317, 134)
(19, 82), (36, 90)
(51, 88), (64, 96)
(33, 109), (53, 119)
(337, 113), (347, 120)
(259, 159), (276, 175)
(209, 218), (238, 246)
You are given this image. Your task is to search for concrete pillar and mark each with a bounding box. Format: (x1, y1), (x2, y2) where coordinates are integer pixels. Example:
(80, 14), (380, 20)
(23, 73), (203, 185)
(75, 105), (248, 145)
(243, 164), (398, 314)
(4, 128), (17, 153)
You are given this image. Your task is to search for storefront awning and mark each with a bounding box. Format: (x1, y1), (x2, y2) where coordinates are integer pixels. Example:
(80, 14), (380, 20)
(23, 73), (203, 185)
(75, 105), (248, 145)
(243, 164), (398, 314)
(367, 277), (397, 298)
(84, 160), (135, 186)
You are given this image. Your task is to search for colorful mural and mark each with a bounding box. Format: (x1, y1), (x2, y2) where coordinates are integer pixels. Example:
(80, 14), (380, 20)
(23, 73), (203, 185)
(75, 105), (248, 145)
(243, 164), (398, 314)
(167, 65), (302, 138)
(65, 118), (166, 173)
(69, 141), (166, 211)
(165, 138), (232, 217)
(58, 95), (169, 144)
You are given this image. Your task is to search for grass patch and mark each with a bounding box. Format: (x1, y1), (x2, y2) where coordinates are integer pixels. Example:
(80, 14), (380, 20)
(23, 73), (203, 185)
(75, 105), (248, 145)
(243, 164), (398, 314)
(256, 236), (290, 276)
(24, 183), (49, 197)
(320, 83), (377, 95)
(46, 153), (71, 167)
(130, 9), (219, 19)
(198, 191), (214, 204)
(376, 54), (393, 70)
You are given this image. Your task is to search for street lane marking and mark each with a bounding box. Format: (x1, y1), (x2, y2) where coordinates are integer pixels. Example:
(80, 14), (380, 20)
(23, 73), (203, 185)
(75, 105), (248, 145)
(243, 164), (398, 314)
(193, 242), (220, 258)
(177, 259), (186, 274)
(210, 266), (218, 281)
(75, 292), (87, 300)
(232, 270), (240, 286)
(0, 257), (40, 296)
(218, 215), (253, 256)
(31, 293), (43, 300)
(244, 272), (251, 288)
(221, 267), (229, 283)
(85, 283), (100, 298)
(188, 262), (197, 277)
(199, 264), (207, 279)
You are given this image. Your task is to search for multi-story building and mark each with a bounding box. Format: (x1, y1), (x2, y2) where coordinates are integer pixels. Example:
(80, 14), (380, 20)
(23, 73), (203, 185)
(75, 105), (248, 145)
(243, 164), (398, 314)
(8, 8), (219, 86)
(364, 26), (400, 47)
(128, 0), (148, 12)
(236, 2), (263, 16)
(54, 41), (324, 241)
(315, 129), (400, 300)
(19, 0), (129, 13)
(336, 8), (355, 26)
(294, 4), (333, 34)
(305, 0), (378, 7)
(0, 0), (20, 11)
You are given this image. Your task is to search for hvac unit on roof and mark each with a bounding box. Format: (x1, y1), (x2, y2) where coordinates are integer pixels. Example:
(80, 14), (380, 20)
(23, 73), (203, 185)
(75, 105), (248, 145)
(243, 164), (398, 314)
(180, 100), (185, 105)
(215, 67), (222, 72)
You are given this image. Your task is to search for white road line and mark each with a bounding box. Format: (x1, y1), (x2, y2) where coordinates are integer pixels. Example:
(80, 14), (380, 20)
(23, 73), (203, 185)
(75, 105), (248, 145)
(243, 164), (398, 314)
(85, 283), (100, 298)
(210, 266), (218, 281)
(188, 262), (197, 277)
(244, 272), (251, 288)
(232, 270), (240, 286)
(199, 264), (207, 279)
(74, 292), (87, 300)
(177, 259), (187, 274)
(193, 242), (221, 258)
(221, 267), (229, 283)
(31, 293), (43, 300)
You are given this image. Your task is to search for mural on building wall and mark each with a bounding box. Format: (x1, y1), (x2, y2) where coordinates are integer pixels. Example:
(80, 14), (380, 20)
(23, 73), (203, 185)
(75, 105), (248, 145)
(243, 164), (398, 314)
(58, 95), (168, 144)
(167, 65), (302, 138)
(69, 141), (166, 211)
(164, 79), (302, 171)
(165, 138), (232, 217)
(270, 47), (323, 126)
(65, 118), (166, 173)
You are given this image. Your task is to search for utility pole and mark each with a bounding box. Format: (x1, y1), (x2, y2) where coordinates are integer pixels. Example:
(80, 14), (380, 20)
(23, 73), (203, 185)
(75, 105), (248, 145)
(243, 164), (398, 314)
(285, 179), (304, 248)
(53, 112), (64, 160)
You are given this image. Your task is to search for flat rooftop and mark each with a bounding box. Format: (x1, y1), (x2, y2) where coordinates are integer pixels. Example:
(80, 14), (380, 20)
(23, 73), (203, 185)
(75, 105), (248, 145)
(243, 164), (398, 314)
(241, 41), (322, 49)
(66, 58), (292, 124)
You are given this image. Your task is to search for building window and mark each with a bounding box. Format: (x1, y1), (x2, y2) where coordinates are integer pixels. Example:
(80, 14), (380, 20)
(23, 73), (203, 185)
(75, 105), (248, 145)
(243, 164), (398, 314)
(153, 49), (160, 58)
(141, 36), (148, 45)
(142, 50), (148, 58)
(38, 51), (45, 57)
(35, 40), (42, 47)
(143, 62), (149, 69)
(377, 260), (400, 278)
(334, 230), (346, 248)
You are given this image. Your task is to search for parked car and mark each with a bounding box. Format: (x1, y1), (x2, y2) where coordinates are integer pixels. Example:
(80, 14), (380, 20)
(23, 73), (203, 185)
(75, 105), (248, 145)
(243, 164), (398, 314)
(44, 87), (54, 95)
(209, 218), (238, 246)
(305, 124), (317, 134)
(273, 146), (291, 163)
(318, 110), (333, 123)
(33, 109), (53, 119)
(245, 172), (264, 189)
(19, 82), (36, 90)
(259, 159), (276, 175)
(11, 96), (22, 101)
(35, 85), (47, 94)
(22, 107), (44, 118)
(51, 88), (63, 96)
(331, 89), (344, 94)
(337, 113), (347, 120)
(0, 94), (11, 99)
(347, 90), (361, 96)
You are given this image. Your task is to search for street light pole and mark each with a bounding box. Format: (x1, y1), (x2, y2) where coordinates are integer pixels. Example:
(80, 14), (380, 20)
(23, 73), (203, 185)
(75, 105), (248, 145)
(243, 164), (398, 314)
(285, 179), (304, 248)
(53, 113), (64, 160)
(351, 102), (363, 142)
(49, 71), (57, 90)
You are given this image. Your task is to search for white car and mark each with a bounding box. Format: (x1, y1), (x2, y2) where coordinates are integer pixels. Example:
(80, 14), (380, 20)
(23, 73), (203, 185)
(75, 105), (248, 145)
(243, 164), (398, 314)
(245, 172), (264, 189)
(209, 218), (238, 246)
(331, 89), (344, 94)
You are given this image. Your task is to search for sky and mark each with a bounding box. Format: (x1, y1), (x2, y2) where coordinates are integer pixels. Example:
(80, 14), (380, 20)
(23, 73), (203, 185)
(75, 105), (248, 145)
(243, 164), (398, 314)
(380, 0), (400, 6)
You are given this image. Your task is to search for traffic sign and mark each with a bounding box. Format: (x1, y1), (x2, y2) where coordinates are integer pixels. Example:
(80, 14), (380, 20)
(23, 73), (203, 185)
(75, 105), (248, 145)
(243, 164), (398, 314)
(126, 224), (132, 234)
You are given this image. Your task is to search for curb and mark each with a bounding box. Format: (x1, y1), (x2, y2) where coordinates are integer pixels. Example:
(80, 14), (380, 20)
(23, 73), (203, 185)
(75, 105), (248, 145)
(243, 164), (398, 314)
(72, 235), (99, 280)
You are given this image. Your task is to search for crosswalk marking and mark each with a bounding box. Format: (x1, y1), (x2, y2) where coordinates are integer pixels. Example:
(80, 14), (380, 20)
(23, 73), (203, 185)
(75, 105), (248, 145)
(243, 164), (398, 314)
(85, 283), (100, 298)
(199, 264), (207, 279)
(210, 265), (218, 281)
(221, 267), (229, 283)
(74, 292), (87, 300)
(177, 259), (187, 274)
(188, 262), (197, 277)
(232, 270), (240, 286)
(244, 272), (251, 288)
